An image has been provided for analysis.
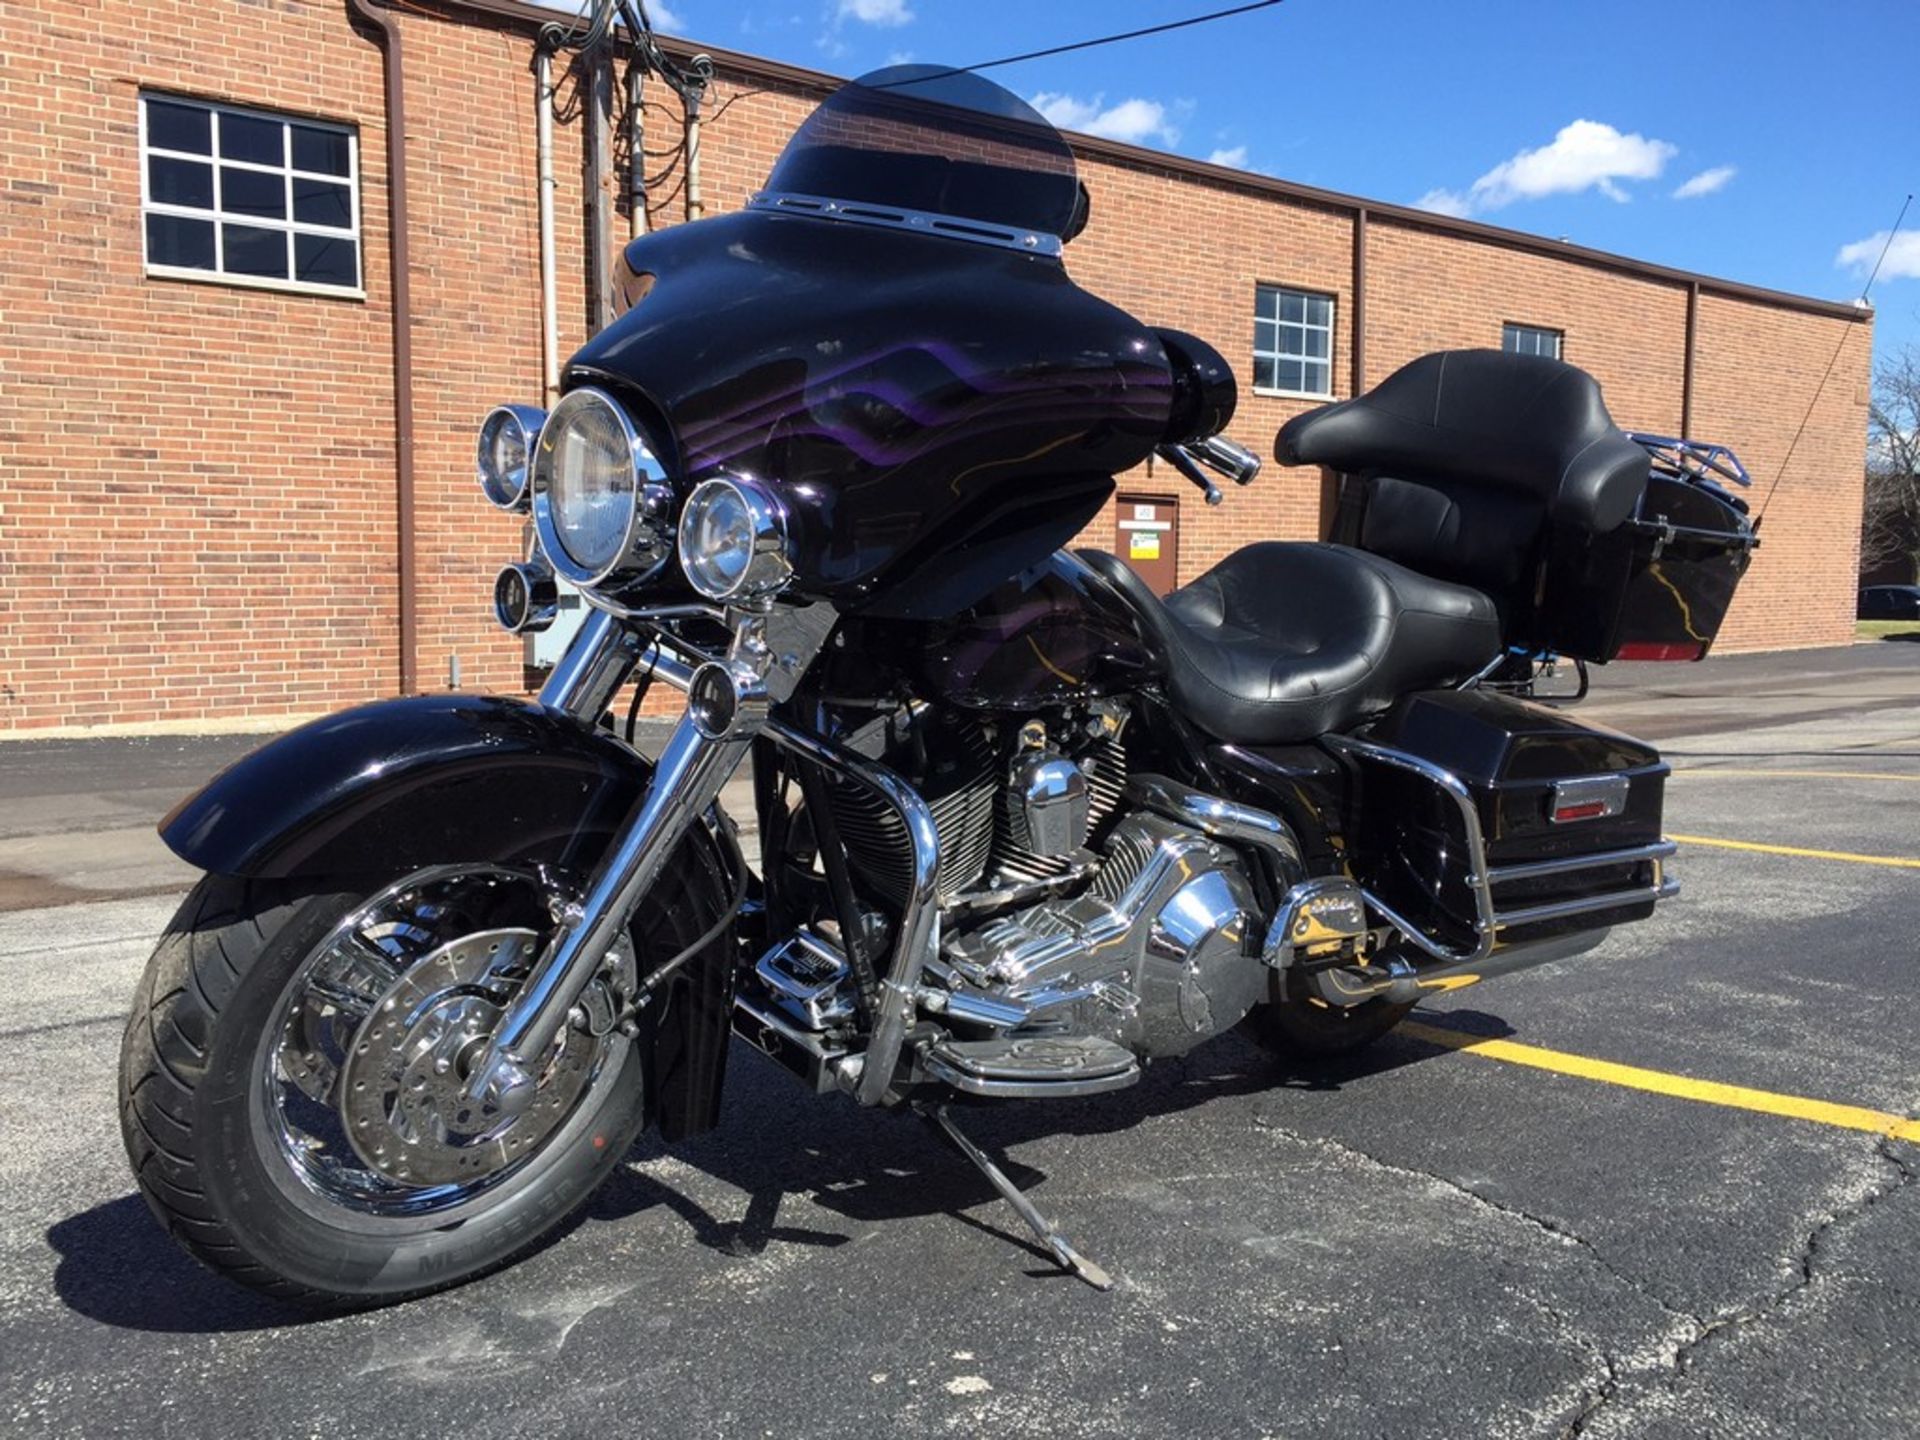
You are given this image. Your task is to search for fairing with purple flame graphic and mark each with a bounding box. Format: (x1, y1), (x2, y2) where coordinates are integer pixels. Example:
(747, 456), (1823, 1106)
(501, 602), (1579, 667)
(562, 66), (1201, 619)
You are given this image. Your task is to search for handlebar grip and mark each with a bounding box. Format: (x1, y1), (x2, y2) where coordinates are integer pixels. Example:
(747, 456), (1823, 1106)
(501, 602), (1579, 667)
(1189, 434), (1262, 486)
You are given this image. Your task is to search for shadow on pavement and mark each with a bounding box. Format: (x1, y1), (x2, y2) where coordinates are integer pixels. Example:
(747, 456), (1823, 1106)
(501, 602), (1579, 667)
(48, 1013), (1491, 1329)
(46, 1195), (315, 1334)
(596, 1017), (1491, 1254)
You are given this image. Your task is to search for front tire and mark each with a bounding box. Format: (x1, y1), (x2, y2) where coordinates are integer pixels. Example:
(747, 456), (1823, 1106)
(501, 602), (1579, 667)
(119, 853), (722, 1309)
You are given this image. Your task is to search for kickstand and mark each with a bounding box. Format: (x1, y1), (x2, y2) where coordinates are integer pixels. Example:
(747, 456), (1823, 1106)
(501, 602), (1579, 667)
(919, 1103), (1114, 1292)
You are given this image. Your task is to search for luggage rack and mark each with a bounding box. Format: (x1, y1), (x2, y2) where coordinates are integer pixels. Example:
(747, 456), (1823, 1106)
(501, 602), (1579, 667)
(1326, 734), (1679, 965)
(1625, 433), (1753, 492)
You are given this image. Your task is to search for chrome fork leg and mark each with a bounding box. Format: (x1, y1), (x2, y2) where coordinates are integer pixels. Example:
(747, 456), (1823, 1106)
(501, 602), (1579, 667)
(465, 610), (760, 1115)
(465, 711), (752, 1113)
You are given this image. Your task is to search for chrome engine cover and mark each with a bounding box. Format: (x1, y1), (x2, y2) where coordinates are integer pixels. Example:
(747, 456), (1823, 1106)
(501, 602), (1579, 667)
(942, 811), (1266, 1057)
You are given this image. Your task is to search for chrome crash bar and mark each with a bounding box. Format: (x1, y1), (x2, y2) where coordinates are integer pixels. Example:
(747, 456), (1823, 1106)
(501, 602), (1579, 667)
(1323, 734), (1679, 966)
(629, 635), (940, 1106)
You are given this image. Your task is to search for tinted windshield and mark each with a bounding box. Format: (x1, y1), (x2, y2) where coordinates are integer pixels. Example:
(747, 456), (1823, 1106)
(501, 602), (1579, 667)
(762, 65), (1082, 240)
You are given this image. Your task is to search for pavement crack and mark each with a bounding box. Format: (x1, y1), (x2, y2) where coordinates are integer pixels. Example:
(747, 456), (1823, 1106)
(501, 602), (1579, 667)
(1563, 1138), (1916, 1436)
(1253, 1119), (1696, 1327)
(0, 1011), (124, 1039)
(1663, 1136), (1916, 1377)
(1249, 1119), (1920, 1437)
(1272, 1120), (1920, 1438)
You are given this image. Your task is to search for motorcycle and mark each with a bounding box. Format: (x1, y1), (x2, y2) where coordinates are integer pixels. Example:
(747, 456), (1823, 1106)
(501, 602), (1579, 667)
(118, 64), (1758, 1304)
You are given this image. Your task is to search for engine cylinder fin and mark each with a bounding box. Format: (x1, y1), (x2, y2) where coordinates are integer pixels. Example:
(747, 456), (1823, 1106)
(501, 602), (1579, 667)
(828, 718), (995, 904)
(988, 725), (1129, 885)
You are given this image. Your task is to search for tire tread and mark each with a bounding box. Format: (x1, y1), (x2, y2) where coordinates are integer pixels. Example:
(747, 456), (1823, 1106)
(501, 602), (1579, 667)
(119, 877), (346, 1311)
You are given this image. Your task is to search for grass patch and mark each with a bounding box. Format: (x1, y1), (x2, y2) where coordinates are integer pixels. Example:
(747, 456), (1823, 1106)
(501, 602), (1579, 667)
(1857, 620), (1920, 639)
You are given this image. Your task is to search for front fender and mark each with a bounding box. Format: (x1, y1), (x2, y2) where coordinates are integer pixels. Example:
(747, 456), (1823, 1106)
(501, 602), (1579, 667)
(162, 693), (746, 1142)
(162, 694), (672, 880)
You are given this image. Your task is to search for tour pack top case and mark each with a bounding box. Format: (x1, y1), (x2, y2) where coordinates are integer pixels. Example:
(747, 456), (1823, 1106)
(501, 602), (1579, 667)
(1278, 350), (1757, 663)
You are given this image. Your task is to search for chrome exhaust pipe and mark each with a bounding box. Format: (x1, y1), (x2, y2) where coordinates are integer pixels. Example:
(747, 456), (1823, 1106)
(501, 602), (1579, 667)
(1301, 928), (1611, 1008)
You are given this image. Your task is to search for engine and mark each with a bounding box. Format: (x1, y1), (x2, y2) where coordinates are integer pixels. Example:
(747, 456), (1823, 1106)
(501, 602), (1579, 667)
(826, 704), (1270, 1059)
(825, 705), (1131, 908)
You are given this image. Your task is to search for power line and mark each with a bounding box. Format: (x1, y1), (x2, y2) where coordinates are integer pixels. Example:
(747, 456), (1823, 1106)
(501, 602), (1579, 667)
(936, 1), (1286, 79)
(1757, 191), (1912, 521)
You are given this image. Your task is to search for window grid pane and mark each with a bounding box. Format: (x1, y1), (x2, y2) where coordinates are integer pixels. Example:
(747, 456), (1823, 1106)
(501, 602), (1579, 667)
(141, 93), (360, 294)
(1252, 284), (1336, 396)
(1502, 323), (1563, 359)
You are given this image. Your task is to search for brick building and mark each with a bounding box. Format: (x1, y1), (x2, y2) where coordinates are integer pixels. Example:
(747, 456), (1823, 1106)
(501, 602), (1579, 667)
(0, 0), (1874, 736)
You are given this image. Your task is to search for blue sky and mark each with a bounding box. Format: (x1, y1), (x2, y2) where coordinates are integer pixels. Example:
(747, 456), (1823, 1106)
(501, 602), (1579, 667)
(637, 0), (1920, 369)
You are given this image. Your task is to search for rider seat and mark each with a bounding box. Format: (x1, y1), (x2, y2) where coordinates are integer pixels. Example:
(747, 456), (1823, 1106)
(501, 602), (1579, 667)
(1080, 542), (1501, 745)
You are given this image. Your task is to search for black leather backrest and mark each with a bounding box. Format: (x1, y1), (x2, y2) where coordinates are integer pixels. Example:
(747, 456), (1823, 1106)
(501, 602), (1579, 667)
(1357, 474), (1539, 592)
(1276, 350), (1649, 533)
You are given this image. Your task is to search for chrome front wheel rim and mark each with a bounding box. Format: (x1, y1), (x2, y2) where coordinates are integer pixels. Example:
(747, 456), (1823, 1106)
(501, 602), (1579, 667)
(255, 865), (628, 1220)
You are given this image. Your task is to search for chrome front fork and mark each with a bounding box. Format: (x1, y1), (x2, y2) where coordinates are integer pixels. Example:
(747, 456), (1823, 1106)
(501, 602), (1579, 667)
(462, 607), (773, 1115)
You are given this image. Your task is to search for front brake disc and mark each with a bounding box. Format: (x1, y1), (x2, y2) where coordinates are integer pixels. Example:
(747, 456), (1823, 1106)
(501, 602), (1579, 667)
(338, 928), (600, 1187)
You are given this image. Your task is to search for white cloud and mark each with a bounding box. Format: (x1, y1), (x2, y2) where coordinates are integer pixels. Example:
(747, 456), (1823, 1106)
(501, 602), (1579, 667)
(1419, 119), (1677, 217)
(1206, 145), (1249, 169)
(838, 0), (913, 25)
(1029, 92), (1180, 147)
(1673, 164), (1737, 200)
(1413, 188), (1474, 218)
(1837, 230), (1920, 282)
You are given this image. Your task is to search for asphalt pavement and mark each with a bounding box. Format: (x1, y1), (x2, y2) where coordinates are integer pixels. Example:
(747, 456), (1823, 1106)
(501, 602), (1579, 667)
(3, 641), (1918, 1439)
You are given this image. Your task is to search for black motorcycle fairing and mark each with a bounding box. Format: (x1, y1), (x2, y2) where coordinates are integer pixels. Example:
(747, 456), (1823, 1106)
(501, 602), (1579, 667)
(578, 212), (1172, 616)
(1153, 328), (1238, 444)
(160, 693), (746, 1141)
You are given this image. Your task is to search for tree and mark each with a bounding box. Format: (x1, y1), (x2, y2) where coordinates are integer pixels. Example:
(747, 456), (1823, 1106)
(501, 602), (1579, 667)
(1863, 344), (1920, 582)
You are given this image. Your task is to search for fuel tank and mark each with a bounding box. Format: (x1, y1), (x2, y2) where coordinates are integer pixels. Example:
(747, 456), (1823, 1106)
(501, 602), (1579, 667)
(838, 550), (1162, 711)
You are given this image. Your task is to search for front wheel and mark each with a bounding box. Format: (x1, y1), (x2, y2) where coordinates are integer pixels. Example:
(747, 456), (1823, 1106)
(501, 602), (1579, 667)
(119, 855), (721, 1309)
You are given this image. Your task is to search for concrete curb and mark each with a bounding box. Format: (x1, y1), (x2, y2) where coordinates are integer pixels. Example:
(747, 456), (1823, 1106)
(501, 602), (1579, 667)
(0, 713), (329, 742)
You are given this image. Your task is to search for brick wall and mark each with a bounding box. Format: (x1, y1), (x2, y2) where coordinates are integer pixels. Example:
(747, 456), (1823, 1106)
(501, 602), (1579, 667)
(1, 0), (398, 731)
(0, 0), (1872, 735)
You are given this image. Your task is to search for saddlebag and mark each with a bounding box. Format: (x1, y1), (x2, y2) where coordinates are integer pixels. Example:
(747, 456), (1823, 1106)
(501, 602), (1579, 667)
(1339, 688), (1675, 955)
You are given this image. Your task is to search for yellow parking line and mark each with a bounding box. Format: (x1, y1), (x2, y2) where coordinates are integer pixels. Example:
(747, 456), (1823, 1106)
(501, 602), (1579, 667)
(1401, 1021), (1920, 1143)
(1672, 768), (1920, 784)
(1668, 834), (1920, 869)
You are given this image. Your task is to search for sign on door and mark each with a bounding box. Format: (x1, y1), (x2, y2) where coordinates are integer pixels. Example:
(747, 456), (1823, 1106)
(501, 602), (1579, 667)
(1115, 494), (1179, 595)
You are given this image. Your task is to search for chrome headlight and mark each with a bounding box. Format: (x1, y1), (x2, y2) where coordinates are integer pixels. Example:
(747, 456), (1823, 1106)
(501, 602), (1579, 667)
(530, 387), (674, 589)
(676, 477), (794, 602)
(477, 404), (545, 511)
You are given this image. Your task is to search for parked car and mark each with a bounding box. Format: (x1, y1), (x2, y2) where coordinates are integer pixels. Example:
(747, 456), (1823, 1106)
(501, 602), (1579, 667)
(1859, 585), (1920, 620)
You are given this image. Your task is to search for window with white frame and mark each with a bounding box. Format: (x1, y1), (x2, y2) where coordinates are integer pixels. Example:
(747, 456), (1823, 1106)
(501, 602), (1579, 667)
(140, 93), (362, 296)
(1253, 285), (1335, 397)
(1502, 322), (1563, 359)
